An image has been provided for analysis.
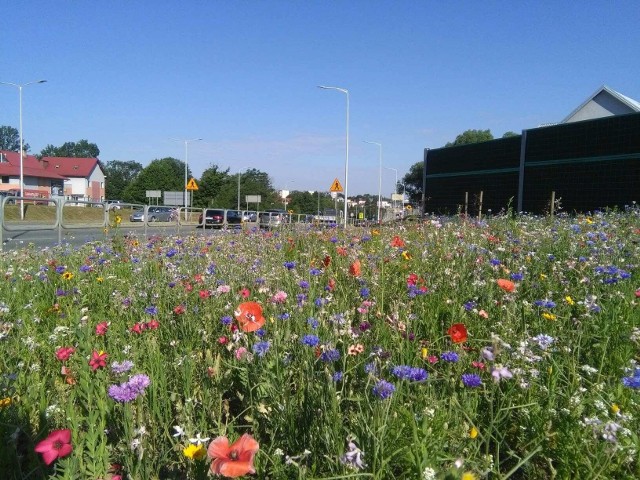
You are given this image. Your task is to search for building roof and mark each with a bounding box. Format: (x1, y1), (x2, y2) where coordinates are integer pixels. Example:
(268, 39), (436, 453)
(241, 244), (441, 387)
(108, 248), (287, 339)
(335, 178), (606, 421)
(0, 151), (102, 180)
(41, 156), (100, 177)
(0, 151), (68, 180)
(561, 85), (640, 123)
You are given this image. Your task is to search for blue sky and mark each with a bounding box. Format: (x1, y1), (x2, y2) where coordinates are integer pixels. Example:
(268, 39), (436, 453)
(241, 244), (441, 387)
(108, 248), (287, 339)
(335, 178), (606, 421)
(2, 1), (639, 195)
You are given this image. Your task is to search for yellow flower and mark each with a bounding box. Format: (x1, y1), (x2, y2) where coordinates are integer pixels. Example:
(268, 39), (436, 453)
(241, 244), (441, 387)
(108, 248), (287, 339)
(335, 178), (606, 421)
(611, 403), (620, 415)
(565, 296), (575, 306)
(461, 473), (477, 480)
(96, 277), (104, 283)
(62, 272), (74, 280)
(469, 426), (478, 439)
(401, 251), (412, 260)
(539, 273), (547, 280)
(421, 347), (429, 360)
(0, 397), (12, 408)
(542, 312), (556, 321)
(586, 217), (593, 224)
(183, 443), (207, 460)
(371, 229), (380, 236)
(115, 215), (122, 224)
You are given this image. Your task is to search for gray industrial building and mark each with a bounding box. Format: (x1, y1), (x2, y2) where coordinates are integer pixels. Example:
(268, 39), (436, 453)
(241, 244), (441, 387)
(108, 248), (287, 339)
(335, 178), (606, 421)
(422, 86), (640, 215)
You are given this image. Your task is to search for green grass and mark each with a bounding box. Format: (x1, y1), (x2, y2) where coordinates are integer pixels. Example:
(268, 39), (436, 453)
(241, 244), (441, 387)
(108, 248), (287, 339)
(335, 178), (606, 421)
(0, 210), (639, 479)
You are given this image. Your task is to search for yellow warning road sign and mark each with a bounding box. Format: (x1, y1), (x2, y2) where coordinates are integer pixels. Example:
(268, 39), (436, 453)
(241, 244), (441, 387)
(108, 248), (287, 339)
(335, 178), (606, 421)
(329, 178), (343, 192)
(186, 178), (199, 190)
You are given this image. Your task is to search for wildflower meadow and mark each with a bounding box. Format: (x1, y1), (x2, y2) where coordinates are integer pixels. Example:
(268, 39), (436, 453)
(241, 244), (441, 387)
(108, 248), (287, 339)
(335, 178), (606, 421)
(1, 210), (640, 479)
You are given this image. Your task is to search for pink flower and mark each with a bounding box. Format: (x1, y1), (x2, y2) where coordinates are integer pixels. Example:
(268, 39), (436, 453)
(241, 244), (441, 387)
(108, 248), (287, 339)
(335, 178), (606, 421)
(89, 350), (108, 371)
(216, 285), (231, 294)
(235, 347), (248, 360)
(95, 322), (109, 336)
(478, 309), (489, 319)
(207, 433), (259, 477)
(34, 429), (73, 465)
(146, 319), (159, 330)
(240, 288), (251, 298)
(635, 288), (640, 298)
(130, 322), (145, 334)
(173, 305), (186, 315)
(55, 347), (75, 362)
(271, 291), (288, 304)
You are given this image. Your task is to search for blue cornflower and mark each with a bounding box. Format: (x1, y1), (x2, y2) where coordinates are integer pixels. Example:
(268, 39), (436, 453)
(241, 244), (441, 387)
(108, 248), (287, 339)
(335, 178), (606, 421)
(144, 306), (158, 315)
(283, 261), (296, 270)
(320, 349), (340, 362)
(220, 316), (232, 326)
(79, 265), (92, 273)
(461, 373), (483, 388)
(278, 313), (290, 320)
(254, 328), (266, 338)
(301, 334), (320, 347)
(252, 341), (271, 358)
(166, 248), (178, 258)
(441, 351), (459, 363)
(489, 258), (501, 266)
(332, 371), (343, 382)
(55, 266), (66, 274)
(309, 268), (322, 276)
(372, 380), (395, 399)
(463, 301), (477, 311)
(622, 369), (640, 389)
(298, 280), (310, 289)
(360, 287), (370, 298)
(531, 334), (555, 350)
(391, 365), (428, 382)
(364, 362), (378, 375)
(534, 299), (556, 309)
(510, 272), (524, 281)
(307, 317), (319, 329)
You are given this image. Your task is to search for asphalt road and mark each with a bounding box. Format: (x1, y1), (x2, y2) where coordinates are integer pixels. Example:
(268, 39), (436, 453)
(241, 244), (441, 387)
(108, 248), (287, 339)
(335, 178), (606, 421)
(0, 223), (204, 251)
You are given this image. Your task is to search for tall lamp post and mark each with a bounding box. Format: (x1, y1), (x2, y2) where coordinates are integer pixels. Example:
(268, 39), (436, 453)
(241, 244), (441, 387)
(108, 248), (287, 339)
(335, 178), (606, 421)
(172, 137), (202, 220)
(318, 85), (349, 228)
(237, 167), (249, 211)
(385, 166), (398, 211)
(364, 140), (382, 224)
(1, 79), (47, 220)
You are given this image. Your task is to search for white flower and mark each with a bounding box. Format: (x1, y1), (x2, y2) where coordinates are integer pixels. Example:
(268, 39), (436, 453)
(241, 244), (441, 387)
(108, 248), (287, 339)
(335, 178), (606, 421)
(189, 433), (210, 445)
(172, 425), (185, 437)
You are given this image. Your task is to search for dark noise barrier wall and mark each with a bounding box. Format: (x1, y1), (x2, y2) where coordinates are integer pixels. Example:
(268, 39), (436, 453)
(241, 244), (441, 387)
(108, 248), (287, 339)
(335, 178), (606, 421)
(422, 112), (640, 215)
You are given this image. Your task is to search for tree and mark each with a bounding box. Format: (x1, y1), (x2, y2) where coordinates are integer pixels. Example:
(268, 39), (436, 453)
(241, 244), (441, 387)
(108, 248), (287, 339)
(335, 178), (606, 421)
(502, 131), (519, 138)
(210, 168), (276, 210)
(122, 157), (188, 204)
(0, 125), (29, 152)
(401, 162), (425, 205)
(193, 164), (230, 208)
(40, 139), (100, 158)
(103, 160), (144, 200)
(445, 129), (493, 147)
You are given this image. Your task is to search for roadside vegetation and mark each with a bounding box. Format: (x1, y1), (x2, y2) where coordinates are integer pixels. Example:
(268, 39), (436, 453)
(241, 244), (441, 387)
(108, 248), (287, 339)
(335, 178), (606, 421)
(1, 209), (639, 479)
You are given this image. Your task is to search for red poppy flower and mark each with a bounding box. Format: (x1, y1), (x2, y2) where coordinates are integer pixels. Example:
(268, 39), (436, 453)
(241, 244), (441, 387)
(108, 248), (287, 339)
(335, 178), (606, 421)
(336, 247), (348, 256)
(199, 289), (211, 299)
(234, 302), (265, 332)
(207, 433), (259, 478)
(349, 260), (362, 277)
(390, 235), (406, 248)
(173, 305), (186, 315)
(34, 429), (73, 465)
(447, 323), (468, 344)
(496, 279), (515, 293)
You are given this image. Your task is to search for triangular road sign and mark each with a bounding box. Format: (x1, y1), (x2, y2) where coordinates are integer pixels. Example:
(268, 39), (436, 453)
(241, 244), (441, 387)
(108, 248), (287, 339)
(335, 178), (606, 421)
(186, 178), (199, 190)
(329, 178), (343, 192)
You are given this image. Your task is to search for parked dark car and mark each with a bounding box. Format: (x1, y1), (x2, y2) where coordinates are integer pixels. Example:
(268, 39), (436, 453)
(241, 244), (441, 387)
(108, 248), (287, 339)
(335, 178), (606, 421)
(198, 209), (243, 229)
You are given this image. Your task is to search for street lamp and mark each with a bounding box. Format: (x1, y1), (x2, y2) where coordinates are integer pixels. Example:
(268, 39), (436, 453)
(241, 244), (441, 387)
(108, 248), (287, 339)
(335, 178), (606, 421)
(385, 166), (398, 211)
(171, 137), (202, 220)
(318, 85), (349, 228)
(364, 140), (382, 224)
(237, 167), (249, 211)
(1, 79), (47, 219)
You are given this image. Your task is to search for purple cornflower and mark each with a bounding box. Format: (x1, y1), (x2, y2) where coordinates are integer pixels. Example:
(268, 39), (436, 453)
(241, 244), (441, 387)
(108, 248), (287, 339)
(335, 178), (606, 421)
(441, 351), (459, 363)
(461, 373), (483, 388)
(111, 360), (134, 374)
(391, 365), (428, 382)
(332, 371), (344, 382)
(252, 341), (271, 358)
(307, 317), (319, 329)
(320, 349), (340, 363)
(372, 380), (395, 399)
(108, 374), (151, 403)
(298, 280), (310, 289)
(301, 334), (320, 347)
(144, 306), (158, 315)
